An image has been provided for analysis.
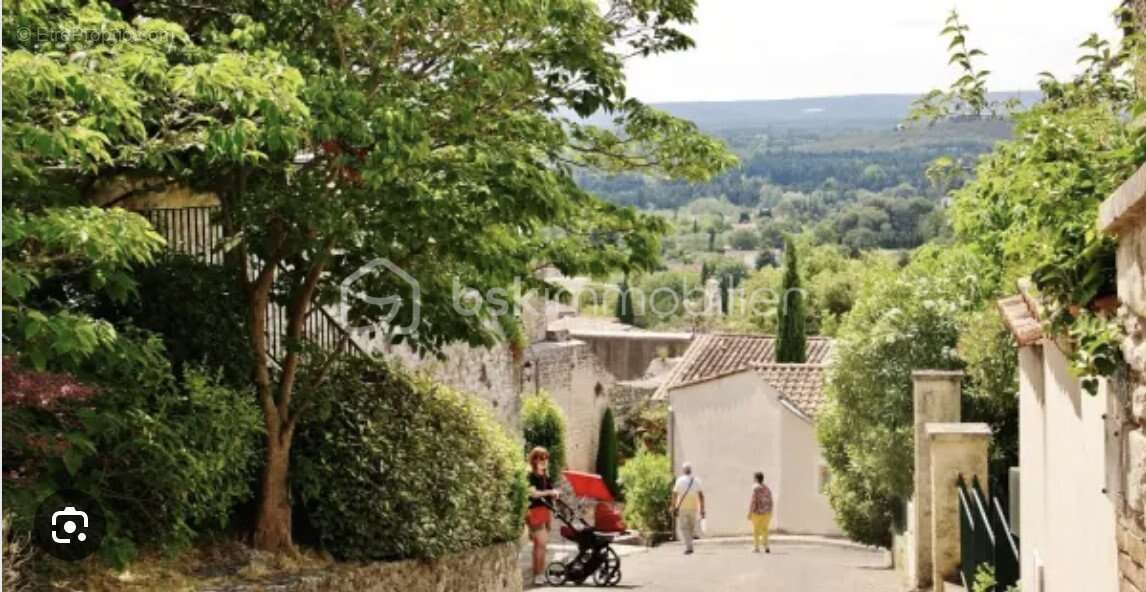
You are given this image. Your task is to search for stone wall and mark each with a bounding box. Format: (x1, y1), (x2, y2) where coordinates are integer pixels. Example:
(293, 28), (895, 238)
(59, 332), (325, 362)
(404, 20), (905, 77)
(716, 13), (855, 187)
(378, 340), (522, 432)
(205, 542), (522, 592)
(569, 330), (692, 381)
(525, 337), (616, 472)
(608, 378), (661, 425)
(1102, 163), (1146, 591)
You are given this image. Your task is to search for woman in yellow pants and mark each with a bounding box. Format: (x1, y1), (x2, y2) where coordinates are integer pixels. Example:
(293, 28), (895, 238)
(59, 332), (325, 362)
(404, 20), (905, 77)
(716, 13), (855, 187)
(747, 472), (774, 553)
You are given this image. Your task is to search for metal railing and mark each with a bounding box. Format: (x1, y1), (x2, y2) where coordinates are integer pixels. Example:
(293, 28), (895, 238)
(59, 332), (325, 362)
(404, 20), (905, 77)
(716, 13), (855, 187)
(139, 206), (365, 364)
(957, 474), (1020, 590)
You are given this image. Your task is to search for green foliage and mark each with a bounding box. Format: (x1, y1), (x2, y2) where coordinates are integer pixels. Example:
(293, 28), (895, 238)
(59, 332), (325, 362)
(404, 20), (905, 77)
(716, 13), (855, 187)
(776, 237), (807, 362)
(909, 10), (1017, 122)
(730, 228), (760, 250)
(522, 391), (568, 479)
(816, 246), (993, 545)
(617, 400), (669, 460)
(95, 256), (254, 388)
(632, 269), (702, 329)
(949, 28), (1144, 392)
(725, 239), (887, 336)
(4, 347), (262, 565)
(2, 207), (165, 371)
(959, 309), (1019, 475)
(4, 0), (734, 547)
(596, 407), (620, 498)
(618, 448), (673, 535)
(971, 564), (993, 592)
(293, 358), (527, 560)
(907, 10), (1146, 393)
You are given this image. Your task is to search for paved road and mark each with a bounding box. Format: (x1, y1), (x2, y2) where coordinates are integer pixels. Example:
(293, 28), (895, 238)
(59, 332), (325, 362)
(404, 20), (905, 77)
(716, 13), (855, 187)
(529, 538), (901, 592)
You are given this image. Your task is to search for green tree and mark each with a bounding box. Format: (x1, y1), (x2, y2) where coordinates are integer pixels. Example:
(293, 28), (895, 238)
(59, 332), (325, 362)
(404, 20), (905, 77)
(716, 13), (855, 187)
(730, 228), (760, 250)
(816, 246), (994, 545)
(522, 391), (568, 479)
(925, 11), (1143, 392)
(4, 0), (735, 551)
(596, 407), (620, 498)
(776, 237), (807, 362)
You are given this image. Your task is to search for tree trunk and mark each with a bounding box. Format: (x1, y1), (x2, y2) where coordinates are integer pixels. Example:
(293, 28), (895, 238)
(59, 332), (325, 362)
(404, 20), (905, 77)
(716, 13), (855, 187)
(253, 433), (293, 552)
(247, 243), (328, 553)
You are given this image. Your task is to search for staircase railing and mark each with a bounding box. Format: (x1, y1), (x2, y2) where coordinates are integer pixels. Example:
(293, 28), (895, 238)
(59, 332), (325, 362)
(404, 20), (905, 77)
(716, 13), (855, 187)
(139, 207), (366, 364)
(957, 474), (1020, 590)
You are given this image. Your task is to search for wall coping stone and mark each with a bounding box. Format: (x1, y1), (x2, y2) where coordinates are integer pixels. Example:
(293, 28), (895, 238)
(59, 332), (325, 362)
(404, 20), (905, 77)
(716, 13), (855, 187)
(912, 370), (965, 380)
(925, 423), (993, 438)
(1100, 162), (1146, 235)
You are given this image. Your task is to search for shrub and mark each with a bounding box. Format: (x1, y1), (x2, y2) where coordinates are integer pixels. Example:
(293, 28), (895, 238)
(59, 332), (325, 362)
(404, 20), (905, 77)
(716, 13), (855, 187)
(617, 401), (668, 461)
(293, 358), (527, 560)
(618, 448), (672, 535)
(595, 407), (620, 498)
(730, 228), (759, 250)
(3, 337), (262, 565)
(95, 255), (254, 388)
(521, 390), (567, 478)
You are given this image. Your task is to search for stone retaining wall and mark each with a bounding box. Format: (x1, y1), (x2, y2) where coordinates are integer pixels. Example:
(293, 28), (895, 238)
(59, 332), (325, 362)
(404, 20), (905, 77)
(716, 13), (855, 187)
(205, 543), (522, 592)
(1102, 163), (1146, 592)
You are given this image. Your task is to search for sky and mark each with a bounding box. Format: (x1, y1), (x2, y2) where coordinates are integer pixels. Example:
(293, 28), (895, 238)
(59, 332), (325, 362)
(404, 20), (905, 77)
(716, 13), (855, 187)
(623, 0), (1122, 103)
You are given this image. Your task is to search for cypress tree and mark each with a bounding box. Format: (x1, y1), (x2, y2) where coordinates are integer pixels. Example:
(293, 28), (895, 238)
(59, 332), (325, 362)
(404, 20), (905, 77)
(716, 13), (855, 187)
(615, 276), (635, 325)
(776, 237), (807, 363)
(595, 407), (620, 498)
(719, 275), (730, 315)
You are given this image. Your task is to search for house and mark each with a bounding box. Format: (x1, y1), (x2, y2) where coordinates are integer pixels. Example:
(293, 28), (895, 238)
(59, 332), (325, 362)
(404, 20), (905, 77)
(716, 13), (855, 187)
(654, 334), (841, 537)
(997, 289), (1120, 592)
(996, 162), (1146, 592)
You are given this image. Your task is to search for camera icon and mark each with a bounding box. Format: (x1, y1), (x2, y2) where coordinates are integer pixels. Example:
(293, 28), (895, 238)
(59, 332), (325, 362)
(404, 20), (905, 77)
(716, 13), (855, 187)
(33, 490), (105, 560)
(50, 506), (89, 544)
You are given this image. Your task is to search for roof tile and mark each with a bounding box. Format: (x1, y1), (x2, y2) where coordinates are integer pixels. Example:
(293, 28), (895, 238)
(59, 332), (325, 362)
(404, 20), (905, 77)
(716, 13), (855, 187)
(655, 333), (832, 399)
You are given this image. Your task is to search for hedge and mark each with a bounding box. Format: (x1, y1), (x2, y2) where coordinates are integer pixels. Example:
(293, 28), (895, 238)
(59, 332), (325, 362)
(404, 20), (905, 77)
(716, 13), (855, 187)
(293, 358), (527, 560)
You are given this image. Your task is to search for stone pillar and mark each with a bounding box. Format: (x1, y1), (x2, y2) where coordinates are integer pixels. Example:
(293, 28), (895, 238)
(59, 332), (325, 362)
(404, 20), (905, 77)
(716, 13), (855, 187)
(911, 370), (963, 590)
(927, 422), (991, 590)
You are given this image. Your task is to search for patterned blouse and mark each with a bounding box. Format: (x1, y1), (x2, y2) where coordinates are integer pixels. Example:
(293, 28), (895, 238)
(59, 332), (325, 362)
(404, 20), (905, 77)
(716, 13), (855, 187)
(750, 483), (773, 515)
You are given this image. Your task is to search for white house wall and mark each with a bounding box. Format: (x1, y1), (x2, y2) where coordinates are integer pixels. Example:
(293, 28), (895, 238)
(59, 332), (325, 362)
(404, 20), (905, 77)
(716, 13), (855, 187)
(1019, 342), (1118, 592)
(669, 371), (840, 536)
(778, 404), (841, 536)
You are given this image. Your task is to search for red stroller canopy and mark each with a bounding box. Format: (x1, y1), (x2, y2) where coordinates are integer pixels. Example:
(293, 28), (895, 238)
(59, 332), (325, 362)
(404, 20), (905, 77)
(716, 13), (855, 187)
(562, 470), (615, 502)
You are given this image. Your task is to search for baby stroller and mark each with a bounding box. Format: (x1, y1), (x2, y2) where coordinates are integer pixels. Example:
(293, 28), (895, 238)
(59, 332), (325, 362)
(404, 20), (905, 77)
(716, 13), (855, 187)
(543, 471), (627, 587)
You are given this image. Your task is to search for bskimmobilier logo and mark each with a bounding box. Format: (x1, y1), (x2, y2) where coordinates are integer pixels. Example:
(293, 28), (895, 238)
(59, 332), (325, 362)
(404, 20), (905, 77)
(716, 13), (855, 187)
(339, 258), (422, 337)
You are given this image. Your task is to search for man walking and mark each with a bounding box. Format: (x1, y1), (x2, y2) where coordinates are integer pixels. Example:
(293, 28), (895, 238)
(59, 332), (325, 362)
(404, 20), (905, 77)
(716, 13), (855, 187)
(671, 462), (705, 555)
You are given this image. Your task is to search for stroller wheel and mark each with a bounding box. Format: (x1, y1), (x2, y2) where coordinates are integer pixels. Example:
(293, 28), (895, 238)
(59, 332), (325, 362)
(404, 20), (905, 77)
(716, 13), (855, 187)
(546, 561), (568, 586)
(593, 547), (622, 587)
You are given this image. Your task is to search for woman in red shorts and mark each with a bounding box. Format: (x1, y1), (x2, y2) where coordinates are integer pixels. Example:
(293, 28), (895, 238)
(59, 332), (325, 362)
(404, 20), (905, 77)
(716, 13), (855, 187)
(526, 446), (560, 585)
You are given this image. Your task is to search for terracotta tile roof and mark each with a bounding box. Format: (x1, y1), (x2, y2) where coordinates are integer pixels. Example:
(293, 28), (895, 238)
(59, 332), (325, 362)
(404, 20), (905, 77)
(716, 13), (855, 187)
(753, 363), (828, 419)
(997, 294), (1043, 347)
(654, 334), (832, 398)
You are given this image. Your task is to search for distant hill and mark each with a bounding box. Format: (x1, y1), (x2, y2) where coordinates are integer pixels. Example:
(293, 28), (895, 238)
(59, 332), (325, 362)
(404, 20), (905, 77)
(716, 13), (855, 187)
(584, 91), (1039, 131)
